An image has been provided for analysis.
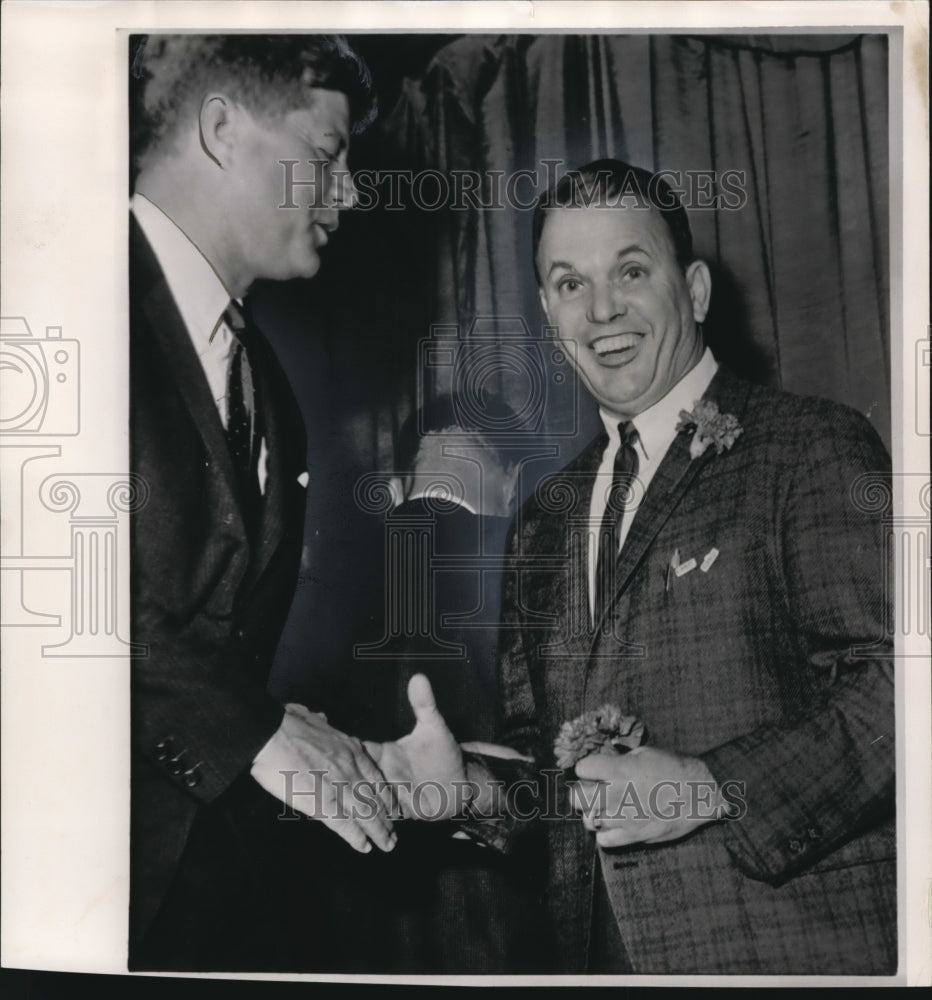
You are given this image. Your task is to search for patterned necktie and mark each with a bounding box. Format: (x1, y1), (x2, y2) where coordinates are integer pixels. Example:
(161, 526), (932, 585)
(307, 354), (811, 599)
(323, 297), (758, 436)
(595, 420), (639, 620)
(223, 300), (263, 537)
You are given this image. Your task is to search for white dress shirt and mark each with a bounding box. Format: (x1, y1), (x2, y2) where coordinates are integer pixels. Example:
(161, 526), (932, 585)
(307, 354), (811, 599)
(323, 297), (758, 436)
(131, 193), (267, 491)
(587, 347), (719, 619)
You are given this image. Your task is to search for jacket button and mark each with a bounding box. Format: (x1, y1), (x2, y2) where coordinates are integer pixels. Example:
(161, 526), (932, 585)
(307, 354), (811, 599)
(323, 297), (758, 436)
(183, 764), (202, 788)
(578, 865), (591, 882)
(807, 826), (822, 842)
(788, 838), (804, 854)
(234, 628), (245, 641)
(169, 751), (189, 776)
(155, 739), (174, 761)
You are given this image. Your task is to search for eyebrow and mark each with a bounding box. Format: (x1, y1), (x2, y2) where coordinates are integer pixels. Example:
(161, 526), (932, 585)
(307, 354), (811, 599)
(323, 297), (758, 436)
(320, 133), (348, 154)
(546, 244), (651, 278)
(293, 125), (348, 153)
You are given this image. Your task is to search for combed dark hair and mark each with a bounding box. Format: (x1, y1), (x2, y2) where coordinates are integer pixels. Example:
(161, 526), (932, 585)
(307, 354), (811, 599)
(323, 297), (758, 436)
(130, 34), (376, 167)
(531, 158), (694, 282)
(395, 395), (519, 476)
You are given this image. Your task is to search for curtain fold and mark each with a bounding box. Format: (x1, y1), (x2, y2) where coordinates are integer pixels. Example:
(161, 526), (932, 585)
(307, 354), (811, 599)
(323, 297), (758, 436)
(382, 32), (890, 456)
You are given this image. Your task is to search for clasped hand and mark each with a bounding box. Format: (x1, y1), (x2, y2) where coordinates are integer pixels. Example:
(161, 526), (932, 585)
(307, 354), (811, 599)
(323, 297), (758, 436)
(571, 745), (724, 848)
(363, 673), (474, 821)
(252, 702), (398, 854)
(253, 674), (516, 854)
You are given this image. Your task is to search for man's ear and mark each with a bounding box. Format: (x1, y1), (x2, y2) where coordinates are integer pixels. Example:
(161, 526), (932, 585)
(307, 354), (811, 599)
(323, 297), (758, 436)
(685, 260), (712, 324)
(198, 94), (235, 168)
(538, 285), (550, 321)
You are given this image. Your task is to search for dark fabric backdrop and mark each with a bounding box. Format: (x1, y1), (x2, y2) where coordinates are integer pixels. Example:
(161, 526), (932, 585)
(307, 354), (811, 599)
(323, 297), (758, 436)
(259, 32), (890, 699)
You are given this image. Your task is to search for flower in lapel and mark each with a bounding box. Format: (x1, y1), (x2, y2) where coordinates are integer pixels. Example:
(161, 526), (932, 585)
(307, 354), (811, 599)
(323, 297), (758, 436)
(677, 399), (743, 459)
(554, 704), (645, 770)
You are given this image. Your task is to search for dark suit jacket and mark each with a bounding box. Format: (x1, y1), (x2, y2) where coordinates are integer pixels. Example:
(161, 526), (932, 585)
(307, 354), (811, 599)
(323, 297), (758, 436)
(309, 497), (555, 973)
(485, 367), (895, 974)
(129, 216), (307, 948)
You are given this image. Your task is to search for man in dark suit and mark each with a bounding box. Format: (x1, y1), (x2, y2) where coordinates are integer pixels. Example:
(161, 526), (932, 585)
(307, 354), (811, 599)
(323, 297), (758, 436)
(367, 159), (896, 975)
(128, 35), (398, 970)
(375, 399), (553, 973)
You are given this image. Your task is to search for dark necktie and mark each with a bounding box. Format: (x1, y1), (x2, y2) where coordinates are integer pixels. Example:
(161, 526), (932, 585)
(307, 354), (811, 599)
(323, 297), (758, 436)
(595, 420), (639, 620)
(223, 300), (263, 537)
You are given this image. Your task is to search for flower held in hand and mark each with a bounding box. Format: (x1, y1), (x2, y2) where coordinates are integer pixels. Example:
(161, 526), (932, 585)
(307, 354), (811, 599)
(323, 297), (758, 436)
(554, 704), (645, 770)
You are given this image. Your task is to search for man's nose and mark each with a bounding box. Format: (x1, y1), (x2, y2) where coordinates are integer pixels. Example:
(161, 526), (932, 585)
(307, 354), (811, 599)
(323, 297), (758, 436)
(328, 167), (358, 211)
(314, 169), (357, 233)
(587, 282), (625, 324)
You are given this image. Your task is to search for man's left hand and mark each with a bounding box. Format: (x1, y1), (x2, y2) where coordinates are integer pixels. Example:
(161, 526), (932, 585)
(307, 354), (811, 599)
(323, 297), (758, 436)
(572, 745), (725, 848)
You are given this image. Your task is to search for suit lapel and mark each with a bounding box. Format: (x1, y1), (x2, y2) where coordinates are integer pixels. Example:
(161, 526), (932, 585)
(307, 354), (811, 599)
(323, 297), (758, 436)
(131, 217), (244, 526)
(592, 367), (754, 635)
(131, 216), (298, 590)
(538, 435), (605, 669)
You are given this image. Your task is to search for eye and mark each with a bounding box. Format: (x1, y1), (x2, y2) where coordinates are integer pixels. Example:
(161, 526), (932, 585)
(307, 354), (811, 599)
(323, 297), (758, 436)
(623, 264), (646, 280)
(557, 276), (583, 295)
(303, 145), (337, 167)
(291, 125), (340, 165)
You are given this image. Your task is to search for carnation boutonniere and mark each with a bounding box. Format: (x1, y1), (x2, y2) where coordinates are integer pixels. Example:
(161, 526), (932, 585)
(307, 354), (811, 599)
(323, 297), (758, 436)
(677, 399), (743, 459)
(553, 704), (645, 770)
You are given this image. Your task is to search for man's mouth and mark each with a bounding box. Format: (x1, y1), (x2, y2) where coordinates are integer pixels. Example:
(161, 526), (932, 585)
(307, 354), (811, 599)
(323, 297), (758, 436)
(590, 332), (643, 362)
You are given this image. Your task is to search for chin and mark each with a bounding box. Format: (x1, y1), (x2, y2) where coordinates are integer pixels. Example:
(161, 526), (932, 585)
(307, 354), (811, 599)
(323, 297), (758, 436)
(286, 254), (322, 281)
(590, 376), (641, 412)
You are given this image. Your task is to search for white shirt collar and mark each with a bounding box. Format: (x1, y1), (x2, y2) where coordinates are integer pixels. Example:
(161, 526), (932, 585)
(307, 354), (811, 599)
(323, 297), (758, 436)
(131, 192), (232, 351)
(599, 346), (719, 461)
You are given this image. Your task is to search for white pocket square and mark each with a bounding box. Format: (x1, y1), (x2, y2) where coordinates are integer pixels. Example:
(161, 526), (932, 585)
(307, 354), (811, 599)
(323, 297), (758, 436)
(297, 471), (309, 488)
(700, 547), (719, 572)
(667, 546), (718, 590)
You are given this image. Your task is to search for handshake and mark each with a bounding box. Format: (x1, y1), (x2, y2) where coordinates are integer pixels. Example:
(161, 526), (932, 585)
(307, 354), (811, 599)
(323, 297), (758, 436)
(252, 674), (725, 855)
(251, 674), (528, 855)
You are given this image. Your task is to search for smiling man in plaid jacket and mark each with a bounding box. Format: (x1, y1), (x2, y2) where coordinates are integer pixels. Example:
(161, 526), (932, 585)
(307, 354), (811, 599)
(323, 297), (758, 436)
(369, 158), (896, 975)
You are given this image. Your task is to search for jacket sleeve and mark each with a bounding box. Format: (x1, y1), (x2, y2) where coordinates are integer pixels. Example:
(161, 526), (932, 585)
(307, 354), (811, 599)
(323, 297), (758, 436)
(131, 612), (286, 804)
(701, 405), (895, 883)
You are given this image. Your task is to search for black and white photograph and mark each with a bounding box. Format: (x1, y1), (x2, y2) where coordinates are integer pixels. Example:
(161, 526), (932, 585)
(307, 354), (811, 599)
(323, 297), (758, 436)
(1, 0), (929, 989)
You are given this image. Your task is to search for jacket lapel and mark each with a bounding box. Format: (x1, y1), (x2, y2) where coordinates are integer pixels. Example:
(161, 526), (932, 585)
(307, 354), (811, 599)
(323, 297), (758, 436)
(131, 217), (244, 527)
(131, 216), (296, 590)
(592, 367), (754, 635)
(538, 434), (605, 668)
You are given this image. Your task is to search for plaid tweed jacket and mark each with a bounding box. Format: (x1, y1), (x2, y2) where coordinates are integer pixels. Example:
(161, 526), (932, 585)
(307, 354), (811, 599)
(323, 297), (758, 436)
(479, 367), (896, 975)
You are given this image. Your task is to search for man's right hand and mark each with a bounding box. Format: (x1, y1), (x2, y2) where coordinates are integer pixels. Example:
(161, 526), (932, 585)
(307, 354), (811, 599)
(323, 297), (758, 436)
(363, 674), (472, 820)
(251, 704), (397, 854)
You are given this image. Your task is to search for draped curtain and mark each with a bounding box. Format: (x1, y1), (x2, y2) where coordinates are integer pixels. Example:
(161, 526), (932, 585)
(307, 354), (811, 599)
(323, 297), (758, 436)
(373, 33), (890, 458)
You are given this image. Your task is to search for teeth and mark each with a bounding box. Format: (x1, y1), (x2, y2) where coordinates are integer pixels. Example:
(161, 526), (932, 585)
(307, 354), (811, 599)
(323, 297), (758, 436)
(592, 333), (640, 356)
